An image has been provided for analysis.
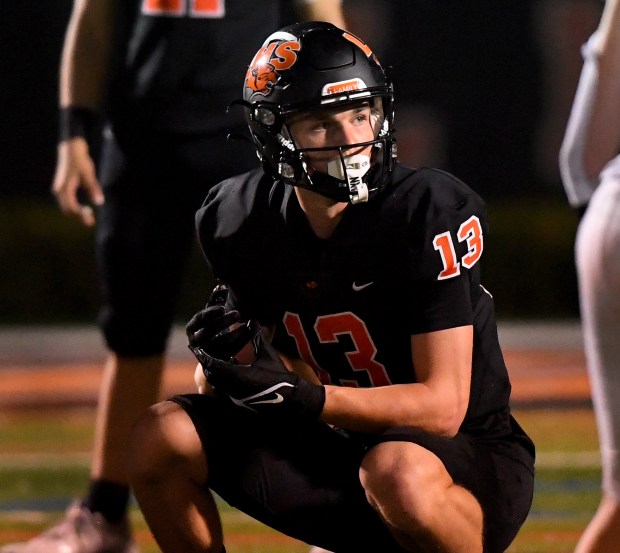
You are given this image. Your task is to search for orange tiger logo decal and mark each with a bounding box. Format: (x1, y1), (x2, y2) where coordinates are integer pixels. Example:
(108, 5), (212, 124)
(245, 37), (301, 96)
(247, 62), (279, 94)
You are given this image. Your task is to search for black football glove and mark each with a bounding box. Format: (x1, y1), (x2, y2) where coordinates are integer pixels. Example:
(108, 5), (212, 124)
(192, 334), (325, 420)
(186, 283), (259, 361)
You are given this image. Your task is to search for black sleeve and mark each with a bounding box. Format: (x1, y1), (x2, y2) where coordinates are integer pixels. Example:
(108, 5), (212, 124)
(194, 171), (283, 326)
(406, 170), (488, 335)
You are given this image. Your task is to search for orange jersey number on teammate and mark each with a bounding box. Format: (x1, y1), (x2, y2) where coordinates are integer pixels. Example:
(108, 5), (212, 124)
(142, 0), (225, 17)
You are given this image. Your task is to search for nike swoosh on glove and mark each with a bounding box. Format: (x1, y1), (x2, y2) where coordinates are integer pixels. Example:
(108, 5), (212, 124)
(191, 337), (325, 420)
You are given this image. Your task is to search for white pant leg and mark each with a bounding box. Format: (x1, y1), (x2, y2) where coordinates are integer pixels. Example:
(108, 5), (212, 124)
(576, 175), (620, 500)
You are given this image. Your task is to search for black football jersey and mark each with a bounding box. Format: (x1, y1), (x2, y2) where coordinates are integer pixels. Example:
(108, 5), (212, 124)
(196, 164), (516, 437)
(107, 0), (282, 135)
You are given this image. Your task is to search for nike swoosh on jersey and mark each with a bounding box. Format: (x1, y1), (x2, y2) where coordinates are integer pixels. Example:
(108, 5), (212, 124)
(230, 382), (294, 411)
(352, 281), (374, 292)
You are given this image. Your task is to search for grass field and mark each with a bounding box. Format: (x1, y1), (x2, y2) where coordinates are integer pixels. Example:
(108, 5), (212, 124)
(0, 405), (602, 553)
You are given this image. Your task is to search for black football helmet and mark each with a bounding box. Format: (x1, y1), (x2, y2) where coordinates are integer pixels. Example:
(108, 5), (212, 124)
(237, 21), (396, 203)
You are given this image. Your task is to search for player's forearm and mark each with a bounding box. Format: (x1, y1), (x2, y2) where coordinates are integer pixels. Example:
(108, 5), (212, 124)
(60, 0), (115, 110)
(582, 0), (620, 178)
(321, 382), (467, 437)
(295, 0), (346, 28)
(558, 44), (600, 208)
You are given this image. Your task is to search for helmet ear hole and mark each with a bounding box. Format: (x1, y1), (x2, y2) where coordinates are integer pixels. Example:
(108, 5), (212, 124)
(255, 107), (277, 126)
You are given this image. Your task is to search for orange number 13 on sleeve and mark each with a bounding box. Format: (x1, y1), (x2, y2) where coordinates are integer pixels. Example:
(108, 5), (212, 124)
(142, 0), (225, 17)
(432, 215), (483, 280)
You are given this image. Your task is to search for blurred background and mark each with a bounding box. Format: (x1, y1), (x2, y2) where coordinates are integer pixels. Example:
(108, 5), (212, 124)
(0, 0), (603, 325)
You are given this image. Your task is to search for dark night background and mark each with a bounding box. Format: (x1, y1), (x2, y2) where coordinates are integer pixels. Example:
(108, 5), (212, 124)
(0, 1), (603, 323)
(1, 2), (73, 199)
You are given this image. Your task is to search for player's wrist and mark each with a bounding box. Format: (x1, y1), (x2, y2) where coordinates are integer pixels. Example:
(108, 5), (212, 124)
(294, 377), (326, 420)
(58, 106), (97, 143)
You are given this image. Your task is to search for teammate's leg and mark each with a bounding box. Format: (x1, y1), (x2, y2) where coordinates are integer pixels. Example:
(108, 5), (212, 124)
(128, 401), (224, 553)
(574, 496), (620, 553)
(574, 181), (620, 553)
(360, 441), (483, 553)
(90, 353), (165, 484)
(85, 132), (188, 526)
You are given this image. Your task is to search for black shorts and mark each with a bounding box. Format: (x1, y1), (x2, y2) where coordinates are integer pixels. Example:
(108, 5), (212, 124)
(171, 394), (534, 553)
(95, 129), (258, 356)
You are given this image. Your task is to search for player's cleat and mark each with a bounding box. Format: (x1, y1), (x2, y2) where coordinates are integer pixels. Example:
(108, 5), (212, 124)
(0, 501), (139, 553)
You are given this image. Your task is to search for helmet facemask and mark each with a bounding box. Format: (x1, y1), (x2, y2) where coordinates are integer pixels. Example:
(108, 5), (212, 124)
(277, 97), (393, 204)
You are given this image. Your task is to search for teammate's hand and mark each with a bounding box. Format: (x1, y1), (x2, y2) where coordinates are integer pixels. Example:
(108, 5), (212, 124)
(186, 283), (259, 362)
(193, 337), (326, 420)
(52, 138), (104, 227)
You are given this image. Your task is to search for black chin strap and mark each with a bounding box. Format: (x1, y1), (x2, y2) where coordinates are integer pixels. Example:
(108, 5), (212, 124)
(294, 164), (384, 204)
